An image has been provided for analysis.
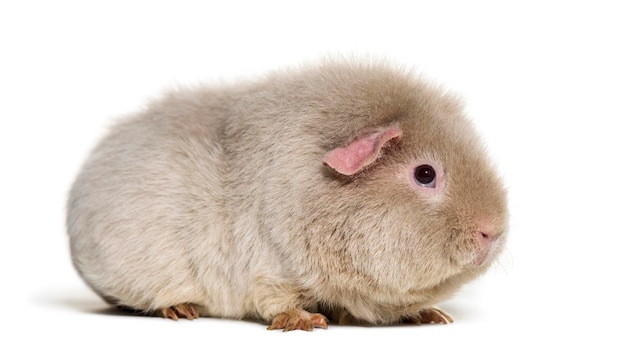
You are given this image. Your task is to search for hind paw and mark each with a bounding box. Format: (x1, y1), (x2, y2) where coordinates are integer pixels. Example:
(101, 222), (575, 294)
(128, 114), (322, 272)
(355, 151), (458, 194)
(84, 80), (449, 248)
(160, 303), (199, 321)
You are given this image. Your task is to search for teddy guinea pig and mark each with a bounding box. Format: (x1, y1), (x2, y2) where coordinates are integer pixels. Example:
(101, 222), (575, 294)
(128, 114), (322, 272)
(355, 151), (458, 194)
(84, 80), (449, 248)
(67, 59), (508, 331)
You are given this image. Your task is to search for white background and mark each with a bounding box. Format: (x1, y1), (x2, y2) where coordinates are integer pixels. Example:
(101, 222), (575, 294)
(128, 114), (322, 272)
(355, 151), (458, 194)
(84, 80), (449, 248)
(2, 1), (625, 352)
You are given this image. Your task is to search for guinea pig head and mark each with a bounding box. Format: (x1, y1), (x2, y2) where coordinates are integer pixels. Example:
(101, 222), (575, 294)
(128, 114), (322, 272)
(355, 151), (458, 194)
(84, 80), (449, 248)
(322, 108), (508, 293)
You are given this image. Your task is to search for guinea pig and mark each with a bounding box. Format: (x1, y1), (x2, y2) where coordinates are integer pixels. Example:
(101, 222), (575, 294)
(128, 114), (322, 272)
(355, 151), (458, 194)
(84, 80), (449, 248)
(66, 59), (508, 331)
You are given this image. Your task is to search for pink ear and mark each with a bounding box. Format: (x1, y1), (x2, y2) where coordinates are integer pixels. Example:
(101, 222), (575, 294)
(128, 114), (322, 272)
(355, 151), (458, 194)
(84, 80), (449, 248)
(323, 125), (402, 175)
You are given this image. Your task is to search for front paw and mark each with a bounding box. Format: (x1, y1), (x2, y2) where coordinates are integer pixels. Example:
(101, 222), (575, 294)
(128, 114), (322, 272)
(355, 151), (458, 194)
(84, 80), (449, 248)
(267, 309), (329, 331)
(405, 308), (454, 325)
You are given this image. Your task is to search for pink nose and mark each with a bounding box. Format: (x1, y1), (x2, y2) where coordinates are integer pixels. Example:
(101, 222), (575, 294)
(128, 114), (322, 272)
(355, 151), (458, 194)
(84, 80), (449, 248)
(478, 231), (494, 249)
(477, 222), (501, 248)
(475, 227), (501, 265)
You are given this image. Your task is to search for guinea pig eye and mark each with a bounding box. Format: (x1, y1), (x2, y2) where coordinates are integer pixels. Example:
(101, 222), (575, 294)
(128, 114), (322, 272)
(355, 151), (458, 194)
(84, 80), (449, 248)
(414, 165), (436, 188)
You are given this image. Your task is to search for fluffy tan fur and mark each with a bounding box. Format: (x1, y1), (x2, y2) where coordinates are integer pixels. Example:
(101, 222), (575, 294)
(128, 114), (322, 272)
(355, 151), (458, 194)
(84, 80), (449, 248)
(67, 59), (508, 330)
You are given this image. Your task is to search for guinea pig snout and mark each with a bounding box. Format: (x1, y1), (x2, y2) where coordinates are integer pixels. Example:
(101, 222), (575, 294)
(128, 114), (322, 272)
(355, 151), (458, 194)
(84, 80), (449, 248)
(474, 226), (503, 266)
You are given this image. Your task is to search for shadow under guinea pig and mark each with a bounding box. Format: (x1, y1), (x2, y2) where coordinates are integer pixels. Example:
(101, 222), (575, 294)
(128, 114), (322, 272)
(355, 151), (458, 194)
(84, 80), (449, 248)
(32, 288), (268, 327)
(33, 288), (133, 316)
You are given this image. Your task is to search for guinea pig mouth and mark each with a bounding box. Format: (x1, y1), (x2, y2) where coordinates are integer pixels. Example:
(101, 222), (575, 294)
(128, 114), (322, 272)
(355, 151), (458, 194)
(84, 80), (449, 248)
(472, 234), (504, 268)
(474, 248), (491, 267)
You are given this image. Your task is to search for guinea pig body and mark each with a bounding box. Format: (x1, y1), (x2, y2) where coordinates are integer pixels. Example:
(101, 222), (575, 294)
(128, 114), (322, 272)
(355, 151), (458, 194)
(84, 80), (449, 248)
(67, 60), (508, 330)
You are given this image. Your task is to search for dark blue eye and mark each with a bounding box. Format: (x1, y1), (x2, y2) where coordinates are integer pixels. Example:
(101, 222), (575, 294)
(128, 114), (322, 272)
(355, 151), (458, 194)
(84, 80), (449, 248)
(414, 165), (436, 188)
